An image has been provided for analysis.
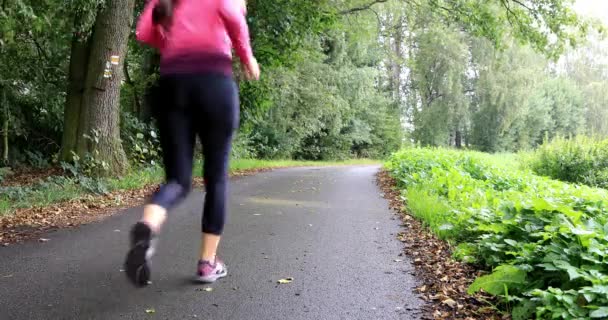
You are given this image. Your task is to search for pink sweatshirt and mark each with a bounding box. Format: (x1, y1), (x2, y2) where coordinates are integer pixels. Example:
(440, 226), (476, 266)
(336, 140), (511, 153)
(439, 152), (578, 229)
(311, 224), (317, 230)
(136, 0), (253, 76)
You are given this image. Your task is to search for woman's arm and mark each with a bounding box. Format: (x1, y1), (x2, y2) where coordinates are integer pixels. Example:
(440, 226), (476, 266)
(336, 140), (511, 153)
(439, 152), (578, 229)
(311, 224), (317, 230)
(136, 0), (165, 49)
(219, 0), (254, 67)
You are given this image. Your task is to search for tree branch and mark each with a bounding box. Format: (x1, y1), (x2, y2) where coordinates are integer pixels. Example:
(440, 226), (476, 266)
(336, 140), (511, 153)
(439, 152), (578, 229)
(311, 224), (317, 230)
(340, 0), (389, 15)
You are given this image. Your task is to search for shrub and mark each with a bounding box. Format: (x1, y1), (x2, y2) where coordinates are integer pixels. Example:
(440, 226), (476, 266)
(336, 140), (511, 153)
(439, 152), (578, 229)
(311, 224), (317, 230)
(526, 136), (608, 188)
(386, 147), (608, 319)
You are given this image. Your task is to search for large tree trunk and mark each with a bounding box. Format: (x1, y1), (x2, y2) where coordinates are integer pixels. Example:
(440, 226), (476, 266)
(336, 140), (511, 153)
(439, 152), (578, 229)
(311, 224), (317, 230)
(60, 32), (91, 162)
(60, 0), (135, 175)
(78, 0), (134, 175)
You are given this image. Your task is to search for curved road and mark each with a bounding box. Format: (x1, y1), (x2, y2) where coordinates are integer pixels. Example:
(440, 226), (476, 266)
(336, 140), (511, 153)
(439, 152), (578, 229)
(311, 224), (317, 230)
(0, 166), (422, 320)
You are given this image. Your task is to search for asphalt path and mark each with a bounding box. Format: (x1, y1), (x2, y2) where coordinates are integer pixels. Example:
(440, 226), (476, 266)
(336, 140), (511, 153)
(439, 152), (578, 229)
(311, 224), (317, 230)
(0, 166), (422, 320)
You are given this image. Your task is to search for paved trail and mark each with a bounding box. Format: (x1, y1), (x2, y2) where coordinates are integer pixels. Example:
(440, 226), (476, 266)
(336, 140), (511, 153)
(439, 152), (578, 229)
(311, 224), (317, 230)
(0, 166), (422, 320)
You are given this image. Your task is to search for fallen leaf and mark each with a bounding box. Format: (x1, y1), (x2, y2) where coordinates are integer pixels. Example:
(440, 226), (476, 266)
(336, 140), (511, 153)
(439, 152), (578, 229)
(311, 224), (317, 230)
(442, 298), (457, 308)
(195, 287), (213, 292)
(277, 277), (294, 284)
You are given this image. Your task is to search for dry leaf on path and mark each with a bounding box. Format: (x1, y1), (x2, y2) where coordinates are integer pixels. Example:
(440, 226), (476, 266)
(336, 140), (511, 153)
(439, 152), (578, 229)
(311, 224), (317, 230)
(195, 287), (213, 292)
(277, 277), (294, 284)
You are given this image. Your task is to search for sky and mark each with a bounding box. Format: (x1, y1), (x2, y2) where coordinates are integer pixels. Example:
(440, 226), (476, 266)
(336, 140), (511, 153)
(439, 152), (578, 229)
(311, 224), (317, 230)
(573, 0), (608, 23)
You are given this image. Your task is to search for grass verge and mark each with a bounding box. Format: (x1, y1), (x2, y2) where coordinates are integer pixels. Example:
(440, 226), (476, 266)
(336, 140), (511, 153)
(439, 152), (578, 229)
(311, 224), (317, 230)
(1, 158), (378, 216)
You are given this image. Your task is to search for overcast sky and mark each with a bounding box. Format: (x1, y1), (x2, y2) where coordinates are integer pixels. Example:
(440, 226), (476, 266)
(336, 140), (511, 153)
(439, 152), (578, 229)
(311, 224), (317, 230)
(574, 0), (608, 23)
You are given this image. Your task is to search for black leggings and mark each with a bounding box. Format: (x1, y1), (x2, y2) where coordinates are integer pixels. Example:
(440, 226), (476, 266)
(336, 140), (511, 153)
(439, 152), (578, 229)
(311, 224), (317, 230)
(150, 73), (239, 235)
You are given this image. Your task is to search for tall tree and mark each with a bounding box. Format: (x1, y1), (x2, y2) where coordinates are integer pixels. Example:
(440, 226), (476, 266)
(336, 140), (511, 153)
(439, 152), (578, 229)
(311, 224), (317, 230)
(60, 0), (134, 175)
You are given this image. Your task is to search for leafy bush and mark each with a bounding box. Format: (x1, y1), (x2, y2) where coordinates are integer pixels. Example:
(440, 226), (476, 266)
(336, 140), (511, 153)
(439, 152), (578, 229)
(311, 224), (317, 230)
(121, 114), (162, 166)
(231, 133), (254, 160)
(525, 136), (608, 189)
(386, 148), (608, 319)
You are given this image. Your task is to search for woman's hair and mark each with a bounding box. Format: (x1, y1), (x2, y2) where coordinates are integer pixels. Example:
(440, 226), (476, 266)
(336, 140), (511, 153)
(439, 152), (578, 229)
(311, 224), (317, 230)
(152, 0), (178, 27)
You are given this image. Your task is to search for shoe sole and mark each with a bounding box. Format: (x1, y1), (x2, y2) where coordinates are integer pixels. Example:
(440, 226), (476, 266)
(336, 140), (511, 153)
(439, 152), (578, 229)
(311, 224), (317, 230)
(125, 223), (154, 287)
(125, 243), (151, 287)
(196, 267), (228, 283)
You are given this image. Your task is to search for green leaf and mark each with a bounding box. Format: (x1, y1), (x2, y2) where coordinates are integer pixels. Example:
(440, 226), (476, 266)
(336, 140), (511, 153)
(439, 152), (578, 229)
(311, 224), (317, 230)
(553, 260), (583, 280)
(438, 223), (454, 231)
(468, 265), (526, 296)
(590, 307), (608, 318)
(512, 300), (537, 320)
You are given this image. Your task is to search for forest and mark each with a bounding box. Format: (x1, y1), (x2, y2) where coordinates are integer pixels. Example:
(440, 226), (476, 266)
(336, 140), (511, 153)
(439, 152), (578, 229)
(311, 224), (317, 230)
(0, 0), (605, 177)
(2, 1), (608, 319)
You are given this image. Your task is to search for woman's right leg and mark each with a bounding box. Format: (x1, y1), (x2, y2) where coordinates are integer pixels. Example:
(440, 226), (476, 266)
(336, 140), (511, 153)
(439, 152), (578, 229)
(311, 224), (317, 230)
(146, 74), (197, 227)
(125, 76), (196, 287)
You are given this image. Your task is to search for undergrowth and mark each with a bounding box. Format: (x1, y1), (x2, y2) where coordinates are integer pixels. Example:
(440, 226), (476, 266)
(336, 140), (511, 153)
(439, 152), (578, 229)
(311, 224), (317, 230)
(386, 147), (608, 319)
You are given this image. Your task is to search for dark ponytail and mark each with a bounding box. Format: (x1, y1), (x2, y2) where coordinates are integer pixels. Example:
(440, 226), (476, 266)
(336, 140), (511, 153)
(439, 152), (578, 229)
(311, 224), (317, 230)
(152, 0), (178, 27)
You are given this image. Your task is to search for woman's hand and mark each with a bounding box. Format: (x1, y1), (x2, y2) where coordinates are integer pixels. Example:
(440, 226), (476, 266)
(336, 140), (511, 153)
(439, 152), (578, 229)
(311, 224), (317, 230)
(243, 57), (260, 80)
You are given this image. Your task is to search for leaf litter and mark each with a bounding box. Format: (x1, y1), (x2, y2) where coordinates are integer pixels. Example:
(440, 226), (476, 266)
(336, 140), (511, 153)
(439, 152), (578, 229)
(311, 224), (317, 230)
(0, 167), (273, 245)
(376, 171), (503, 320)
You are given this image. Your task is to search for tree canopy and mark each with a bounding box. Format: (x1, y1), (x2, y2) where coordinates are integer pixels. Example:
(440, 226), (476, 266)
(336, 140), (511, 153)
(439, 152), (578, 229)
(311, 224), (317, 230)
(0, 0), (605, 172)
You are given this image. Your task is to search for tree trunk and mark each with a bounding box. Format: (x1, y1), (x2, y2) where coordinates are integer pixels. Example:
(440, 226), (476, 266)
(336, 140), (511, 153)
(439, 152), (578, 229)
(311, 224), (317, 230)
(60, 32), (91, 162)
(2, 87), (8, 164)
(123, 59), (141, 115)
(140, 50), (160, 122)
(78, 0), (135, 176)
(455, 129), (462, 149)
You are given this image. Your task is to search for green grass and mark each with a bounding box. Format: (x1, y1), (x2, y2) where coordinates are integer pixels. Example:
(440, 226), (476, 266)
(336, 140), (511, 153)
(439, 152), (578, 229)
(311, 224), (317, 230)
(405, 187), (455, 239)
(0, 158), (378, 216)
(107, 166), (165, 191)
(228, 158), (379, 171)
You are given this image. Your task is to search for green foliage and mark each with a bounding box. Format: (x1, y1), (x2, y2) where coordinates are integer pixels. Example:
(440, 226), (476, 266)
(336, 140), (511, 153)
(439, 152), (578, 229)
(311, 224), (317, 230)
(245, 20), (402, 160)
(386, 147), (608, 319)
(0, 167), (11, 183)
(526, 136), (608, 188)
(121, 114), (161, 167)
(468, 265), (527, 296)
(427, 0), (593, 59)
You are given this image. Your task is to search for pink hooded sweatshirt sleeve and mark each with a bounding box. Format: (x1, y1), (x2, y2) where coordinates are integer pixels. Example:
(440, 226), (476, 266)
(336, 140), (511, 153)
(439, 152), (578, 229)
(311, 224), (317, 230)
(135, 0), (165, 50)
(219, 0), (253, 66)
(135, 0), (254, 75)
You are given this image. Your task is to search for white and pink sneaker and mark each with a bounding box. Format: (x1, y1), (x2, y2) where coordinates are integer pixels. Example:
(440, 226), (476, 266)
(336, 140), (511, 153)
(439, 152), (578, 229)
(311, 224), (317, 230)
(196, 259), (228, 283)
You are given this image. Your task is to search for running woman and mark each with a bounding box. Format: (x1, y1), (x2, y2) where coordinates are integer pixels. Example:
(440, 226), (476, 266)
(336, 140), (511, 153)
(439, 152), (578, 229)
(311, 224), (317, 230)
(124, 0), (260, 287)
